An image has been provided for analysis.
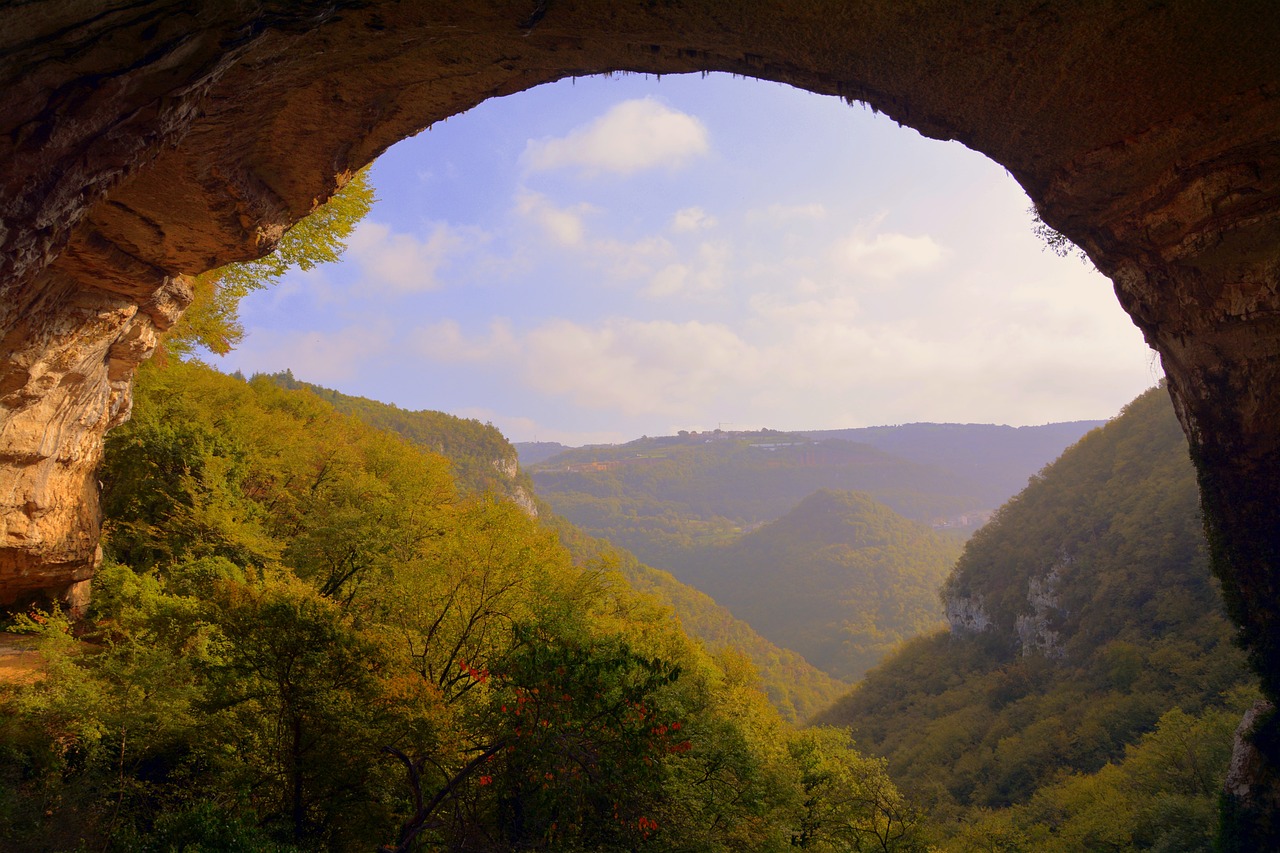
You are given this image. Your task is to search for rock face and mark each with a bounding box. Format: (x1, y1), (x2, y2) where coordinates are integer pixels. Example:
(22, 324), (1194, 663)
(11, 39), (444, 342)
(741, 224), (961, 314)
(944, 594), (992, 636)
(2, 0), (1280, 839)
(1014, 565), (1066, 660)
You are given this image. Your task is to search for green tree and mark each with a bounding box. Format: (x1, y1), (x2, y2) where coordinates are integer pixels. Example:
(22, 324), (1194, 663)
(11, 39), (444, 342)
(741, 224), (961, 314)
(207, 574), (407, 845)
(161, 169), (374, 359)
(789, 727), (932, 852)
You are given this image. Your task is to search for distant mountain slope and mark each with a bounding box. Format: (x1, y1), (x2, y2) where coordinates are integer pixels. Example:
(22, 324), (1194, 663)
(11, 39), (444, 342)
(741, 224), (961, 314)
(541, 509), (848, 723)
(813, 386), (1251, 809)
(514, 441), (572, 466)
(262, 371), (536, 511)
(799, 421), (1104, 508)
(530, 420), (1098, 575)
(532, 434), (980, 569)
(673, 490), (963, 682)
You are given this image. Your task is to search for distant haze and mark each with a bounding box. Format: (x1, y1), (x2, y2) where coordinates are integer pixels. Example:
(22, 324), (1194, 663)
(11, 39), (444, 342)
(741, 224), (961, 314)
(518, 418), (1104, 509)
(221, 73), (1159, 444)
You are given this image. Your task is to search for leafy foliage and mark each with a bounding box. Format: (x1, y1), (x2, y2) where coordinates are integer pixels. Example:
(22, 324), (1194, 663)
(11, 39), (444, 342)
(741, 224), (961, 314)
(0, 361), (927, 852)
(261, 370), (532, 502)
(949, 701), (1246, 852)
(542, 513), (850, 723)
(530, 427), (1083, 683)
(161, 170), (375, 359)
(254, 372), (846, 723)
(814, 385), (1253, 845)
(1028, 206), (1092, 265)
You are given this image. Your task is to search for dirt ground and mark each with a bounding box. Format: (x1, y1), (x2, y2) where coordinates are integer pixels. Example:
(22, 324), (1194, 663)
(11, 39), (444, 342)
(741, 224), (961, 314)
(0, 632), (43, 684)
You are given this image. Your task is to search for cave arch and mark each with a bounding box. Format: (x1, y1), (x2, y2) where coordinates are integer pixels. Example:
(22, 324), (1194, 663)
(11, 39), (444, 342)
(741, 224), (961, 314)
(4, 0), (1280, 838)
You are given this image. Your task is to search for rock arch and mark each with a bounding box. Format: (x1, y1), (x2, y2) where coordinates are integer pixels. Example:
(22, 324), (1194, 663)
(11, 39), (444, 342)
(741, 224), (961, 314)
(4, 0), (1280, 838)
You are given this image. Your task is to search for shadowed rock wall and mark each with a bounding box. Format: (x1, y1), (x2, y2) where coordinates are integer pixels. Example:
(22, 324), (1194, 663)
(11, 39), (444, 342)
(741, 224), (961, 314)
(3, 0), (1280, 838)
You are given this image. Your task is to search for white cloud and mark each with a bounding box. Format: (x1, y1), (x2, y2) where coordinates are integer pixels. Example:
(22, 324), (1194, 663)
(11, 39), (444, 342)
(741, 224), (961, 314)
(515, 191), (595, 247)
(831, 229), (946, 280)
(522, 98), (709, 175)
(747, 291), (862, 327)
(587, 235), (675, 280)
(414, 319), (517, 363)
(647, 265), (689, 298)
(510, 191), (679, 284)
(520, 318), (757, 416)
(412, 317), (757, 419)
(729, 255), (1155, 427)
(646, 241), (730, 298)
(671, 206), (717, 232)
(347, 220), (480, 292)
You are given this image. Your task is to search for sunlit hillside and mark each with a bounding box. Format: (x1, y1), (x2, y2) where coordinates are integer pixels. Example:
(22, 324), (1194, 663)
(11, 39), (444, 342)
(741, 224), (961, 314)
(814, 385), (1252, 849)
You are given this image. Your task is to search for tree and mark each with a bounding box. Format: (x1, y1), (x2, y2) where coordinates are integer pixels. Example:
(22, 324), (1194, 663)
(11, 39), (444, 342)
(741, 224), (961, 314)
(1028, 205), (1091, 266)
(789, 727), (932, 852)
(161, 169), (374, 358)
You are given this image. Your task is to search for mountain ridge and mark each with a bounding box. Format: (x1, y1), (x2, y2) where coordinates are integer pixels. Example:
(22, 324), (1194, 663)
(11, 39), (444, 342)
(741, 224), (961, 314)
(667, 488), (963, 681)
(812, 385), (1251, 820)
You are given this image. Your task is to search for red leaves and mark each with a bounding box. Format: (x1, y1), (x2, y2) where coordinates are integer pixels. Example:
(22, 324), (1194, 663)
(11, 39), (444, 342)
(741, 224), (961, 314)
(613, 807), (660, 840)
(636, 815), (659, 839)
(457, 660), (489, 684)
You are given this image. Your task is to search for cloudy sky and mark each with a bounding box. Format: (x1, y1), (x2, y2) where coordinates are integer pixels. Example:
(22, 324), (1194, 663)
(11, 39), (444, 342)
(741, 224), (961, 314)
(220, 73), (1160, 446)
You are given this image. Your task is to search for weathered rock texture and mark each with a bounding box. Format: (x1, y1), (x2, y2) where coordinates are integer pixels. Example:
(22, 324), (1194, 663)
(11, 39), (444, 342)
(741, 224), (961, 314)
(3, 0), (1280, 838)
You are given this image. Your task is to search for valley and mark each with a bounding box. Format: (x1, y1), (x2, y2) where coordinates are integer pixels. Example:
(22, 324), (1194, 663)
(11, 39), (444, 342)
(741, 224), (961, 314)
(0, 362), (1250, 851)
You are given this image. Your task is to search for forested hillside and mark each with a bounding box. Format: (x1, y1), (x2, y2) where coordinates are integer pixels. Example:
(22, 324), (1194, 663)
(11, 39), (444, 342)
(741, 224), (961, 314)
(530, 421), (1098, 568)
(533, 433), (973, 683)
(0, 361), (926, 851)
(264, 371), (536, 509)
(544, 514), (849, 722)
(255, 373), (849, 723)
(531, 433), (980, 571)
(814, 385), (1253, 848)
(514, 441), (572, 467)
(672, 490), (963, 681)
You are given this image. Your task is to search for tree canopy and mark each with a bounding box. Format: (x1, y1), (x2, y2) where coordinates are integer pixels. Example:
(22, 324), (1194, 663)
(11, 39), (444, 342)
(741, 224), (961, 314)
(814, 386), (1253, 847)
(0, 360), (931, 851)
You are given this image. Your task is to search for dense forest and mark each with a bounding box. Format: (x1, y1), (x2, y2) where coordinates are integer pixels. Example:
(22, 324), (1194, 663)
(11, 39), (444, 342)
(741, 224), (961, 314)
(668, 490), (962, 681)
(0, 363), (1257, 850)
(248, 375), (849, 723)
(528, 425), (1094, 683)
(263, 371), (537, 511)
(542, 517), (849, 723)
(815, 385), (1254, 848)
(0, 360), (924, 851)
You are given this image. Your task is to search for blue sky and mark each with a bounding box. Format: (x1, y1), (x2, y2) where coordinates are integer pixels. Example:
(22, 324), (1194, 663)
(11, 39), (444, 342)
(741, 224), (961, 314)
(220, 73), (1160, 445)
